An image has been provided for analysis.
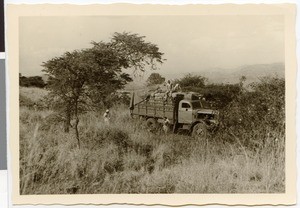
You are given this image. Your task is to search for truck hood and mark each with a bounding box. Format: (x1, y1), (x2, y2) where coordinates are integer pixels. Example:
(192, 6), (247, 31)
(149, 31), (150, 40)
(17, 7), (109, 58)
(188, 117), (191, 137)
(196, 109), (218, 115)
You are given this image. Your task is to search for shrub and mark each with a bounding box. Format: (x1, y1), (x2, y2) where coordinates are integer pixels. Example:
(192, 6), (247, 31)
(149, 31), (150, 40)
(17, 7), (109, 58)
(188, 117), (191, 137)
(20, 75), (46, 88)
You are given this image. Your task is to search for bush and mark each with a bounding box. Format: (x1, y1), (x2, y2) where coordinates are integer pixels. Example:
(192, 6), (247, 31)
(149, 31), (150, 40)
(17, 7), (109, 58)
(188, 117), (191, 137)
(19, 94), (35, 108)
(219, 77), (285, 149)
(20, 75), (46, 88)
(202, 83), (242, 109)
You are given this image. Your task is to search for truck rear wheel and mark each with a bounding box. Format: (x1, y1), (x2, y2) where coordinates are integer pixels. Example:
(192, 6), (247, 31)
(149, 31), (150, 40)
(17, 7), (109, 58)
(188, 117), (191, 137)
(192, 122), (207, 141)
(146, 118), (158, 132)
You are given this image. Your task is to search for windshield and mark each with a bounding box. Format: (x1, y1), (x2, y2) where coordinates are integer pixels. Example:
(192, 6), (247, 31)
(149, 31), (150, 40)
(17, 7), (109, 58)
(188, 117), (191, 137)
(201, 100), (212, 108)
(191, 101), (203, 109)
(191, 100), (212, 109)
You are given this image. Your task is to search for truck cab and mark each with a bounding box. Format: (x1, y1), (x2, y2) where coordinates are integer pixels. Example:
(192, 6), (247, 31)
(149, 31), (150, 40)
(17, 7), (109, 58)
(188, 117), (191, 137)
(177, 98), (219, 132)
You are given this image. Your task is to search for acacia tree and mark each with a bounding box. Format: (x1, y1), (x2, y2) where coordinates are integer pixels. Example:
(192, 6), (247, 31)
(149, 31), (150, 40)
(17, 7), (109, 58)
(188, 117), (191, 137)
(42, 32), (164, 148)
(146, 73), (165, 86)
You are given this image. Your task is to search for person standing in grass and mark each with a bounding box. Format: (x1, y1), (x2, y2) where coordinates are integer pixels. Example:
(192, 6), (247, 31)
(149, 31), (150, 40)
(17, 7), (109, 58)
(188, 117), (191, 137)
(163, 117), (170, 134)
(103, 109), (110, 124)
(33, 102), (38, 111)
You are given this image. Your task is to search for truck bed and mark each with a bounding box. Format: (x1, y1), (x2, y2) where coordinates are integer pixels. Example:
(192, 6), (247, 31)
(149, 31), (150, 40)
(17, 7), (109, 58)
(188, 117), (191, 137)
(132, 97), (175, 123)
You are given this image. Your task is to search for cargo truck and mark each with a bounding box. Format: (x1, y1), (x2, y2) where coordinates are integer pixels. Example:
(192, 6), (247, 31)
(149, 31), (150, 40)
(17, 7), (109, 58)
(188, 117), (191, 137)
(129, 92), (219, 139)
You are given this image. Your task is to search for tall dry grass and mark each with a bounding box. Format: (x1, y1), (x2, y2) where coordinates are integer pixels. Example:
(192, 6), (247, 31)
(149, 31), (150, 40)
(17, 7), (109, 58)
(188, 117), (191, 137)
(19, 87), (285, 194)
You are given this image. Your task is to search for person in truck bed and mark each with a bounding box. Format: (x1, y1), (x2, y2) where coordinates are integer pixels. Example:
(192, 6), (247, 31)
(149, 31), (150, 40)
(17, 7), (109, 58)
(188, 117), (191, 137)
(172, 83), (181, 92)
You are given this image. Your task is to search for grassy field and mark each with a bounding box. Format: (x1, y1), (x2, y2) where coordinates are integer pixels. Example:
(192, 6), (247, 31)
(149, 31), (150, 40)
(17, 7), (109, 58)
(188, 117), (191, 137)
(19, 87), (285, 194)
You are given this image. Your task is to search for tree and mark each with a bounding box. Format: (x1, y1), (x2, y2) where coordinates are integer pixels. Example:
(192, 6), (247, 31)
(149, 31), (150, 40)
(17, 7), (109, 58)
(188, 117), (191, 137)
(42, 32), (164, 148)
(175, 73), (207, 91)
(146, 73), (165, 86)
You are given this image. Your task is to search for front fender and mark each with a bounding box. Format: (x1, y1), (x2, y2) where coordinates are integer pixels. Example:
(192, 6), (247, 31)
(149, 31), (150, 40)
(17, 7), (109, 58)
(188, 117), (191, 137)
(191, 119), (219, 133)
(189, 120), (206, 133)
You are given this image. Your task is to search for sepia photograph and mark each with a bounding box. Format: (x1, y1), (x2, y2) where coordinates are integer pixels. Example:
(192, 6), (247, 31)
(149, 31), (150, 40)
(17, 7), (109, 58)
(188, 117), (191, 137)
(7, 3), (297, 206)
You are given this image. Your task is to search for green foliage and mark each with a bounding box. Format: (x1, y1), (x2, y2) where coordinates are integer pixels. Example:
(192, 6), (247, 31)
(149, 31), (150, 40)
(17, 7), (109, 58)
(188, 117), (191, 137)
(19, 74), (46, 88)
(146, 73), (166, 86)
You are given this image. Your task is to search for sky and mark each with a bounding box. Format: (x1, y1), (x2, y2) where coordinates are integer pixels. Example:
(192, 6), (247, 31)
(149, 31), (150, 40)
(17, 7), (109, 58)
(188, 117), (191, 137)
(19, 15), (284, 77)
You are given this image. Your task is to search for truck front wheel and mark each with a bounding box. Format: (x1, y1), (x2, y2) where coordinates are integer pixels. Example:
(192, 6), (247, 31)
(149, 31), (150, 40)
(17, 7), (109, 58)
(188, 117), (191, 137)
(146, 118), (158, 132)
(192, 122), (207, 141)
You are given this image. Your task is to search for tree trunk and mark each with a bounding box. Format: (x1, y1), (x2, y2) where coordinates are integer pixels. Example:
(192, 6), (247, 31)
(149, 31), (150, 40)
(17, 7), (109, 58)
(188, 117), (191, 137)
(74, 99), (80, 149)
(64, 107), (71, 133)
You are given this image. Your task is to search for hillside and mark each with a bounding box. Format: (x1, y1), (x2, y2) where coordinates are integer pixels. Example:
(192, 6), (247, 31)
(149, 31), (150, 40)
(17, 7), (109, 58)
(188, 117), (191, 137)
(207, 63), (284, 84)
(159, 63), (284, 85)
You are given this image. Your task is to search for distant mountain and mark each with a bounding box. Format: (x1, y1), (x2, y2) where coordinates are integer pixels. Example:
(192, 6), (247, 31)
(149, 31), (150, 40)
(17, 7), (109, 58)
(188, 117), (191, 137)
(226, 63), (285, 84)
(39, 63), (284, 90)
(159, 62), (285, 85)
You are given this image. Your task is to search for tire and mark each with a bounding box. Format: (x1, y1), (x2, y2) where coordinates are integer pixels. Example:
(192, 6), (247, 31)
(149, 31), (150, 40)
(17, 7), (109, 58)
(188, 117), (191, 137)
(192, 122), (207, 141)
(146, 118), (158, 132)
